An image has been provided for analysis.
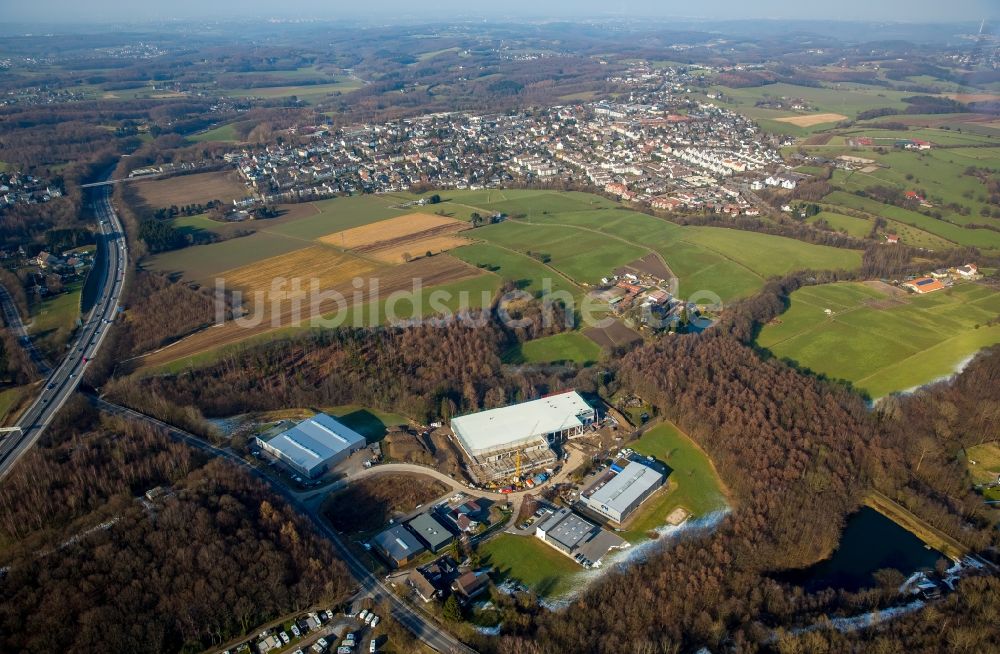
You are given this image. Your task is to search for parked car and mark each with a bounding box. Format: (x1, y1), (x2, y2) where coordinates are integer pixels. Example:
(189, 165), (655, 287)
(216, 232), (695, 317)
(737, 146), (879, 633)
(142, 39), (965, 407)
(280, 632), (290, 644)
(291, 624), (301, 637)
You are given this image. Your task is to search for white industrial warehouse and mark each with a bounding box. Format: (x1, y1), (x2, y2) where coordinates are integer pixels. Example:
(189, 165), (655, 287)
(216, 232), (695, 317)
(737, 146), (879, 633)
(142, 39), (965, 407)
(257, 413), (367, 478)
(583, 460), (665, 524)
(450, 391), (596, 481)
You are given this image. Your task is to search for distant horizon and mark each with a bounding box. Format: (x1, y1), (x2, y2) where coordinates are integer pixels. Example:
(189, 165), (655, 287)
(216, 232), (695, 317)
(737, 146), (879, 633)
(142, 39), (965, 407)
(2, 0), (997, 27)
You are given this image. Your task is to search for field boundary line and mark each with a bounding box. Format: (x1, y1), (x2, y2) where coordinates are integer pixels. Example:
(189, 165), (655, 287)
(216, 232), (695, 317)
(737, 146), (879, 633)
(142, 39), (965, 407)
(675, 238), (765, 281)
(853, 322), (1000, 386)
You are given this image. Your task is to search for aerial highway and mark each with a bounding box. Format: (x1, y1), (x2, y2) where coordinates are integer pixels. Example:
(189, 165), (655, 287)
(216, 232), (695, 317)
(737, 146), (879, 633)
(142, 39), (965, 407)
(0, 179), (128, 480)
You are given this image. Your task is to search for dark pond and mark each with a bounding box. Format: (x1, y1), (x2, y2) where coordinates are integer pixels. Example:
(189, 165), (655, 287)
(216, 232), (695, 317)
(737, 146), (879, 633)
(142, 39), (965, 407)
(780, 506), (945, 592)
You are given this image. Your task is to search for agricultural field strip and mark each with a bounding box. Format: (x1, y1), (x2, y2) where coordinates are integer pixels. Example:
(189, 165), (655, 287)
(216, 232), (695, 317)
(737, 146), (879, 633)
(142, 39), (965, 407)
(766, 284), (998, 352)
(761, 291), (923, 354)
(851, 291), (1000, 385)
(472, 240), (586, 294)
(518, 218), (681, 280)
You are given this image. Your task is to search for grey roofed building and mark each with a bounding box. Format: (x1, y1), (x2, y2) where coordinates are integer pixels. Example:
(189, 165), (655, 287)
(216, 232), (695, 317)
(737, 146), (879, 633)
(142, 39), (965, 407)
(584, 460), (665, 524)
(408, 512), (455, 552)
(372, 524), (427, 567)
(257, 413), (367, 478)
(535, 508), (599, 554)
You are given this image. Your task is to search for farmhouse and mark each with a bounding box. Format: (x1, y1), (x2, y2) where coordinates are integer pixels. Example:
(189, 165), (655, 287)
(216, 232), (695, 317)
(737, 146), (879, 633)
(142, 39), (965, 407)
(903, 277), (945, 294)
(372, 524), (427, 568)
(256, 413), (367, 478)
(956, 263), (979, 279)
(583, 460), (665, 524)
(450, 391), (596, 481)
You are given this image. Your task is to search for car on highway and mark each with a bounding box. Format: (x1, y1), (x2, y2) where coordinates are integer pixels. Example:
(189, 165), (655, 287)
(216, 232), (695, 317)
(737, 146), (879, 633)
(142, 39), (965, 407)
(46, 383), (55, 390)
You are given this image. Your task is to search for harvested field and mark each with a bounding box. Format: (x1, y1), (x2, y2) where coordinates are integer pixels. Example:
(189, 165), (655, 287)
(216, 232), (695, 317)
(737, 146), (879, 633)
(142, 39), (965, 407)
(318, 212), (469, 251)
(367, 234), (473, 263)
(136, 254), (483, 367)
(944, 93), (1000, 103)
(616, 252), (674, 280)
(220, 245), (383, 301)
(134, 170), (247, 208)
(803, 133), (834, 145)
(775, 112), (848, 127)
(584, 320), (643, 350)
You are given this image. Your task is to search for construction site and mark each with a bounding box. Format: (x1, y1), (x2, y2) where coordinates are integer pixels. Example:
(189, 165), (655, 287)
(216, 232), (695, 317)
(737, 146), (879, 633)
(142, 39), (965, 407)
(449, 391), (598, 486)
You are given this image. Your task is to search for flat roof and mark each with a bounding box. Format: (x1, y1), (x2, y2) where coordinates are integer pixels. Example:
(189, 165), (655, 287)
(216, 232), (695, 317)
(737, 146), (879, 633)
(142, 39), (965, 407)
(451, 391), (593, 454)
(587, 460), (664, 515)
(263, 413), (366, 474)
(408, 513), (453, 550)
(372, 524), (426, 562)
(538, 508), (597, 551)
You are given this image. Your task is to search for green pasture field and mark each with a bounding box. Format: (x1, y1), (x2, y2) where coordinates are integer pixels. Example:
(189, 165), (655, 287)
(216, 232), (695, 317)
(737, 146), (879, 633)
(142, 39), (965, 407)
(218, 79), (362, 102)
(502, 332), (603, 366)
(144, 230), (309, 282)
(28, 281), (83, 358)
(709, 82), (911, 118)
(0, 386), (24, 425)
(823, 190), (1000, 251)
(807, 210), (872, 237)
(757, 281), (1000, 398)
(450, 242), (583, 299)
(188, 123), (241, 143)
(169, 213), (234, 236)
(623, 421), (728, 542)
(470, 220), (650, 286)
(503, 202), (861, 301)
(831, 148), (1000, 226)
(479, 533), (581, 598)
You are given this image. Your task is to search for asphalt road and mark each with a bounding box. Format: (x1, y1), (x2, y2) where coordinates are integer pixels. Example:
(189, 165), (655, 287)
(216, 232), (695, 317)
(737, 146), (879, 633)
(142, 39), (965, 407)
(0, 182), (127, 480)
(0, 282), (51, 376)
(89, 396), (478, 654)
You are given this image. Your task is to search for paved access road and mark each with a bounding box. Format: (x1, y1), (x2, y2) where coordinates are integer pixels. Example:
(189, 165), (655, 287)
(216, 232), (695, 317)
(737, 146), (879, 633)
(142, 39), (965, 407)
(90, 396), (478, 654)
(0, 282), (51, 376)
(0, 181), (127, 480)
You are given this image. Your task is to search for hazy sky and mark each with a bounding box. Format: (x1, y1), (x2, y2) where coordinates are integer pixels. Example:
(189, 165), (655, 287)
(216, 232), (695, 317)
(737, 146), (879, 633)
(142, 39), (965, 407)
(4, 0), (998, 25)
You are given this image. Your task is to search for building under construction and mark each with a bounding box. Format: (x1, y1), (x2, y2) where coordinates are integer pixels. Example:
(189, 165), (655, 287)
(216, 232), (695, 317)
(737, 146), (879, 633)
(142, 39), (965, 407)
(450, 391), (596, 483)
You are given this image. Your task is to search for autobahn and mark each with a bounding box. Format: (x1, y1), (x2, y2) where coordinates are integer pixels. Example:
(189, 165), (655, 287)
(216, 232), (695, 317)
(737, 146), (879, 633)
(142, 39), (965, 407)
(0, 180), (128, 480)
(89, 395), (478, 654)
(0, 171), (476, 653)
